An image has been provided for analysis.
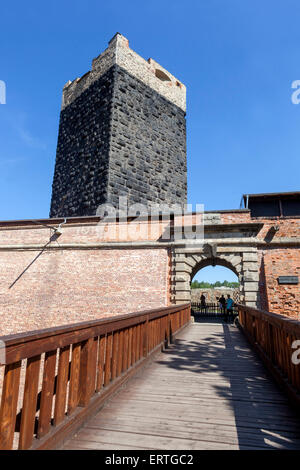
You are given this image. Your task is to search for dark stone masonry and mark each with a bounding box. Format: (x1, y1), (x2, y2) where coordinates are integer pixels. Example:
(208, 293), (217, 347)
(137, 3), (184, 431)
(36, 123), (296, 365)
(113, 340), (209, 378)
(50, 67), (114, 217)
(50, 34), (187, 217)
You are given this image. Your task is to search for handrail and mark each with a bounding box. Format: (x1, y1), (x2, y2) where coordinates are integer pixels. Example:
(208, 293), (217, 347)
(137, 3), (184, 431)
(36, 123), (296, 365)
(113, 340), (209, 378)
(237, 304), (300, 409)
(0, 303), (191, 450)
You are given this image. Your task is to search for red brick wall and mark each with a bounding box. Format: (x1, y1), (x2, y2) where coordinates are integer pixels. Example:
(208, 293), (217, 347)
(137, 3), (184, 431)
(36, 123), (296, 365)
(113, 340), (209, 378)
(0, 211), (299, 336)
(251, 216), (300, 318)
(258, 247), (300, 317)
(0, 247), (169, 335)
(222, 212), (300, 318)
(221, 212), (251, 224)
(255, 217), (300, 240)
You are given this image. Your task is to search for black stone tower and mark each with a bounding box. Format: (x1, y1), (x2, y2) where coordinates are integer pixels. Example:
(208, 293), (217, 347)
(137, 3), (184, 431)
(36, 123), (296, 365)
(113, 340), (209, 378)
(50, 33), (187, 217)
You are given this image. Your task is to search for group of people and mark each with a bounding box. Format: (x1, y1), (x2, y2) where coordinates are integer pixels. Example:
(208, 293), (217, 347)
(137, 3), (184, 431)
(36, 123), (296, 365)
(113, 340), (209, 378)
(200, 293), (235, 322)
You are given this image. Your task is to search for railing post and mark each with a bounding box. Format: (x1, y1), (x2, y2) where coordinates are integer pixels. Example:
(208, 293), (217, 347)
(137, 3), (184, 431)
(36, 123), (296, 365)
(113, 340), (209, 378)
(19, 355), (41, 450)
(111, 331), (119, 381)
(168, 312), (173, 344)
(54, 345), (71, 426)
(142, 316), (148, 357)
(96, 335), (106, 391)
(0, 361), (21, 450)
(104, 333), (113, 386)
(79, 337), (97, 406)
(68, 343), (81, 415)
(38, 350), (57, 437)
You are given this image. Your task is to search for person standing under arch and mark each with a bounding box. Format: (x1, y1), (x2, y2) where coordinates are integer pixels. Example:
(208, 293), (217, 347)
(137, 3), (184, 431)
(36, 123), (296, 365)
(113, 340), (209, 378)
(225, 294), (234, 322)
(219, 294), (226, 315)
(200, 294), (206, 314)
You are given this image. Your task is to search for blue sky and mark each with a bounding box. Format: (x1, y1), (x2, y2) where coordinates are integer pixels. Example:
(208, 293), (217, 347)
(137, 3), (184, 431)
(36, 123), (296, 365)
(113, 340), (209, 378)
(1, 1), (300, 280)
(193, 265), (238, 284)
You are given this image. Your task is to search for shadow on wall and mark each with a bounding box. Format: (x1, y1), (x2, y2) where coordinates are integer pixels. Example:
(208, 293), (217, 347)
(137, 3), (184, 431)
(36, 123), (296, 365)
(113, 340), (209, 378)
(8, 232), (61, 289)
(258, 254), (269, 311)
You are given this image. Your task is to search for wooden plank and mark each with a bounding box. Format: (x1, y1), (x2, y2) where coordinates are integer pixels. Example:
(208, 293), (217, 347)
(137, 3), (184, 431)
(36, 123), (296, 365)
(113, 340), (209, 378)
(143, 319), (148, 357)
(54, 346), (70, 426)
(19, 355), (41, 449)
(149, 320), (153, 352)
(101, 401), (299, 431)
(68, 343), (81, 415)
(140, 322), (144, 358)
(122, 329), (128, 373)
(94, 402), (300, 431)
(38, 350), (57, 438)
(0, 361), (21, 449)
(62, 427), (240, 450)
(79, 338), (97, 407)
(111, 331), (119, 381)
(116, 330), (123, 378)
(90, 337), (98, 396)
(136, 324), (140, 362)
(131, 326), (136, 365)
(127, 327), (132, 369)
(104, 333), (113, 386)
(88, 410), (298, 437)
(96, 335), (106, 392)
(84, 415), (300, 449)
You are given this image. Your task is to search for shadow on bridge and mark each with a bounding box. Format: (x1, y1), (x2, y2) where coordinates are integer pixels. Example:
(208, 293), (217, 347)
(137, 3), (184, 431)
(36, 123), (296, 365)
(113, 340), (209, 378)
(155, 320), (300, 450)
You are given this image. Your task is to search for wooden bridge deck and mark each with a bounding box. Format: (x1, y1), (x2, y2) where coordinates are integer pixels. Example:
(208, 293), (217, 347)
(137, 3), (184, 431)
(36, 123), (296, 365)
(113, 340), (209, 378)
(63, 321), (300, 450)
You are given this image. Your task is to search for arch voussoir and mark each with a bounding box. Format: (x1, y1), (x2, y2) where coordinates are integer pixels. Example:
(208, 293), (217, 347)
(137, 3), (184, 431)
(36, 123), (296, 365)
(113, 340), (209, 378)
(171, 246), (260, 308)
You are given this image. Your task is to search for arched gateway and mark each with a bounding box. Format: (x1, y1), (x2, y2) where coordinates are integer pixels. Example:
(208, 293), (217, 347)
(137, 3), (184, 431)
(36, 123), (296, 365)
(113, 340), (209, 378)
(171, 220), (262, 308)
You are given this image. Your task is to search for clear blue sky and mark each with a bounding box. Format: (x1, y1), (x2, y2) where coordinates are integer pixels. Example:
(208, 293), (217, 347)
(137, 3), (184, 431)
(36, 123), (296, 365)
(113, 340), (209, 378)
(193, 265), (238, 284)
(1, 0), (300, 227)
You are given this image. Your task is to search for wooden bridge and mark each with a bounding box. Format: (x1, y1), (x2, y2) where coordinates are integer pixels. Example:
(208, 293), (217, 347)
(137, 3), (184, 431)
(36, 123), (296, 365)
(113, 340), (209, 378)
(0, 304), (299, 450)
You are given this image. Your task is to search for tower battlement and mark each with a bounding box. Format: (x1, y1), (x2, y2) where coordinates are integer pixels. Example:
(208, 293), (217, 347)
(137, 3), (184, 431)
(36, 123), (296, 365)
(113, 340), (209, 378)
(62, 33), (186, 112)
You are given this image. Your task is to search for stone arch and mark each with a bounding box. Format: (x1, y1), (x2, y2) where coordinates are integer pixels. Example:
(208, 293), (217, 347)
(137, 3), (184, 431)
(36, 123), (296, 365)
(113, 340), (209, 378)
(171, 246), (259, 308)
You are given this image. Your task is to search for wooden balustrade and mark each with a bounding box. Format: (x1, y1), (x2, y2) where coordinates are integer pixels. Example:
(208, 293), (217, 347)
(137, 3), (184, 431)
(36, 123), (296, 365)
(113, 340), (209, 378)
(237, 304), (300, 409)
(0, 303), (191, 450)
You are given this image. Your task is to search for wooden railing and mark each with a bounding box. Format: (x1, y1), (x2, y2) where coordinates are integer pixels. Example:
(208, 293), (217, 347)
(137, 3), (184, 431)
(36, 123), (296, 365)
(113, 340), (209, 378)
(237, 304), (300, 409)
(0, 303), (191, 450)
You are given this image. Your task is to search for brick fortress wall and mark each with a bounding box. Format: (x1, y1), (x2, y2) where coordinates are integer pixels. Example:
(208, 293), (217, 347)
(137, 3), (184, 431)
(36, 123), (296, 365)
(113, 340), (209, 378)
(221, 212), (300, 317)
(0, 218), (171, 335)
(0, 211), (299, 336)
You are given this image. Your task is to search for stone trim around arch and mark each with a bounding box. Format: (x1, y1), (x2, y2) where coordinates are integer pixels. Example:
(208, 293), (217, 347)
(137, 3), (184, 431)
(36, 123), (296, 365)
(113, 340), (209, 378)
(171, 246), (260, 308)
